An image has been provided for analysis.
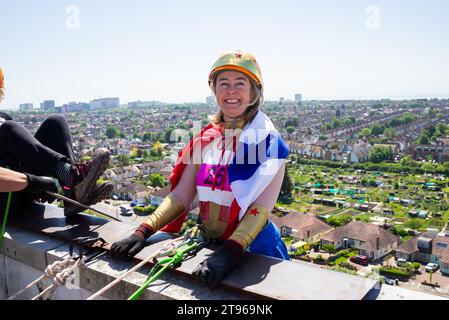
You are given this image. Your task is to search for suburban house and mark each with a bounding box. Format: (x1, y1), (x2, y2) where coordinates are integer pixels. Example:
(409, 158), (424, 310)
(394, 232), (449, 275)
(271, 212), (333, 244)
(115, 183), (150, 205)
(321, 220), (399, 260)
(349, 143), (372, 163)
(159, 164), (174, 178)
(407, 143), (449, 163)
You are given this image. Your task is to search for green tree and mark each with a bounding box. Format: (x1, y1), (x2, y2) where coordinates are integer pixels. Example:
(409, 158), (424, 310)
(331, 118), (342, 129)
(152, 141), (164, 157)
(418, 132), (430, 145)
(164, 126), (176, 143)
(402, 112), (416, 124)
(286, 126), (295, 138)
(106, 125), (120, 139)
(371, 124), (386, 136)
(358, 128), (371, 139)
(369, 146), (393, 163)
(279, 168), (293, 203)
(384, 128), (397, 140)
(436, 123), (447, 135)
(148, 173), (165, 187)
(285, 117), (299, 128)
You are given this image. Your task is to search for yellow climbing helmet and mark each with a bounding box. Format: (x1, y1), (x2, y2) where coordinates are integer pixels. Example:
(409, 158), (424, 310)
(208, 50), (263, 89)
(0, 67), (4, 90)
(0, 67), (4, 100)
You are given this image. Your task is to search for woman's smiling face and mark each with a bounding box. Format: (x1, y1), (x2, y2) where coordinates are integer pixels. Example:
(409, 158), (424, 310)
(214, 70), (252, 122)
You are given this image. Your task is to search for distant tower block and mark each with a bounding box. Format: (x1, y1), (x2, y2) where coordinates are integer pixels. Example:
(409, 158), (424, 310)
(40, 100), (55, 110)
(295, 94), (303, 106)
(206, 96), (215, 106)
(19, 103), (34, 111)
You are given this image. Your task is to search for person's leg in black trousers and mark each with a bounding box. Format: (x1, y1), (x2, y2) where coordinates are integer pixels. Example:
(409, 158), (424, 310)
(32, 114), (113, 216)
(0, 120), (67, 176)
(0, 115), (112, 216)
(34, 114), (76, 164)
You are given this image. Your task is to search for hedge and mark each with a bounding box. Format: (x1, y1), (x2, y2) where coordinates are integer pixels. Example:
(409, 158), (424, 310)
(379, 267), (411, 279)
(293, 157), (449, 175)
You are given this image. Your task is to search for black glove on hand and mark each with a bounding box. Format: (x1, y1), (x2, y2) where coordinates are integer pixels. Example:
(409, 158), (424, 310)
(110, 224), (153, 260)
(192, 240), (244, 288)
(110, 234), (146, 261)
(23, 173), (58, 202)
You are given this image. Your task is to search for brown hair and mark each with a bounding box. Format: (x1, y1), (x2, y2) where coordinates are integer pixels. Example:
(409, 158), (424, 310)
(208, 73), (263, 127)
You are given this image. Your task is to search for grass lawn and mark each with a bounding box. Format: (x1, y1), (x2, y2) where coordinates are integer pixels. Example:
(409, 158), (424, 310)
(355, 213), (375, 222)
(401, 235), (413, 242)
(332, 250), (358, 266)
(334, 256), (348, 265)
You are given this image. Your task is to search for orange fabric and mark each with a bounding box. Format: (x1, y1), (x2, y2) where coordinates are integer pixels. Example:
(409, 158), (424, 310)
(0, 67), (4, 89)
(211, 65), (261, 86)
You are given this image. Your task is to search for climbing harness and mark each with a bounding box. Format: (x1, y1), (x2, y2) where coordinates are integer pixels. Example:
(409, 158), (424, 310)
(7, 236), (108, 300)
(128, 226), (207, 300)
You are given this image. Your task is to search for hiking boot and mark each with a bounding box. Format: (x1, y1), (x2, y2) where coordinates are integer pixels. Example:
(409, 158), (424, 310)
(62, 149), (111, 215)
(73, 149), (111, 203)
(64, 181), (113, 217)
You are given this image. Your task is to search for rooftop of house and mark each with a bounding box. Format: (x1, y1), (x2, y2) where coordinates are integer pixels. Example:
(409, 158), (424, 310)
(321, 220), (399, 251)
(395, 232), (449, 261)
(271, 212), (333, 238)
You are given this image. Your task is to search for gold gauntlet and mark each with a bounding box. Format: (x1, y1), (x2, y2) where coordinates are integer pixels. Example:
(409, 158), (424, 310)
(229, 203), (269, 250)
(143, 194), (185, 232)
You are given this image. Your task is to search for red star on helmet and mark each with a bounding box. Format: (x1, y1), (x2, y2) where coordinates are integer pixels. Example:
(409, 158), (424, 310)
(234, 52), (243, 59)
(249, 208), (259, 216)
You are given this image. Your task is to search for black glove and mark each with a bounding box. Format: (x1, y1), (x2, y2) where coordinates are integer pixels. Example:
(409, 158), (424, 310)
(23, 173), (58, 202)
(110, 234), (146, 260)
(110, 224), (153, 260)
(192, 240), (244, 288)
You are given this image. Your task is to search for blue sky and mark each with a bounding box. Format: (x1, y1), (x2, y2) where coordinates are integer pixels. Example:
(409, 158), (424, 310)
(1, 0), (449, 109)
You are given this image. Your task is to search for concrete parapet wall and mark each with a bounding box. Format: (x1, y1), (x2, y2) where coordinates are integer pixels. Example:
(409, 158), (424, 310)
(0, 226), (248, 300)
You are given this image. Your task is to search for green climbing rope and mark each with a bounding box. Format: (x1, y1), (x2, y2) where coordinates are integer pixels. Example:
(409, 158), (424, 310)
(0, 191), (12, 247)
(0, 166), (13, 247)
(128, 241), (199, 300)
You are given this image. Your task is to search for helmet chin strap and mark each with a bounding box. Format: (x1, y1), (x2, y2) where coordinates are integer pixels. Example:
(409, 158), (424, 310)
(231, 118), (239, 129)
